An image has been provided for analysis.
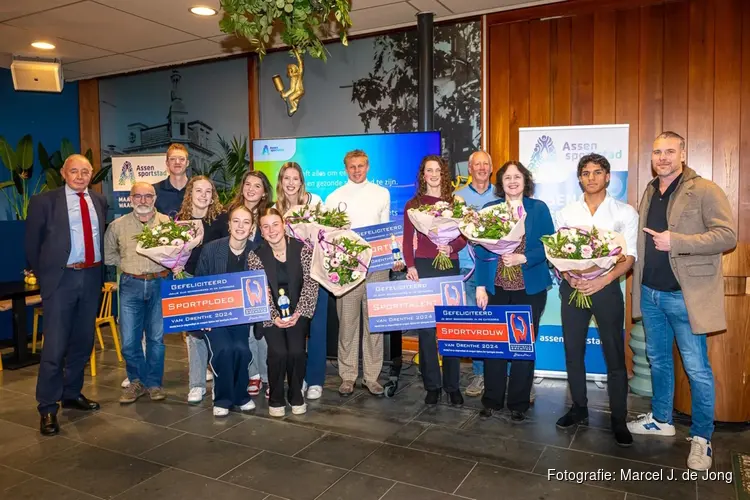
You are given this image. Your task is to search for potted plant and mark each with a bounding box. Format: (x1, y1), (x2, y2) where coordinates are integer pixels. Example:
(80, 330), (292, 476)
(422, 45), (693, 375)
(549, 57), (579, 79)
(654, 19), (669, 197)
(220, 0), (352, 116)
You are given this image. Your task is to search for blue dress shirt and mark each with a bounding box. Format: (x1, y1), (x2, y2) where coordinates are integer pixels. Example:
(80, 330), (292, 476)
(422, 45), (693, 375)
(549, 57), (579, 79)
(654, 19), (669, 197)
(65, 185), (101, 265)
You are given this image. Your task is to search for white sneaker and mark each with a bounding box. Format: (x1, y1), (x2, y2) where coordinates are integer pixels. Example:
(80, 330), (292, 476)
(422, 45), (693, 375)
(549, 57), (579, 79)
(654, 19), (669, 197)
(292, 403), (307, 415)
(187, 387), (205, 404)
(121, 377), (131, 388)
(269, 406), (285, 417)
(206, 370), (214, 382)
(627, 413), (677, 436)
(687, 436), (712, 470)
(239, 400), (256, 411)
(307, 385), (323, 400)
(213, 407), (229, 417)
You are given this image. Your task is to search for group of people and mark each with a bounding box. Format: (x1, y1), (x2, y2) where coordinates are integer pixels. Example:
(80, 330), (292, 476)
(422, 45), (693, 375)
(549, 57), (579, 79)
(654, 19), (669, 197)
(25, 131), (735, 472)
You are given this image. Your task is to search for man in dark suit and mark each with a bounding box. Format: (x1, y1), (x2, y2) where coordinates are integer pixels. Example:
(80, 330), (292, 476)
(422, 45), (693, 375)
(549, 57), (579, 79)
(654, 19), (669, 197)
(25, 154), (108, 436)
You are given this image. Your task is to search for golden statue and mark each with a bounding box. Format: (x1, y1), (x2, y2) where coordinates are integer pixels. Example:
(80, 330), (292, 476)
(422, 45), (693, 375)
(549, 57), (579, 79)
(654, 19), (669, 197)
(272, 50), (305, 117)
(452, 175), (472, 190)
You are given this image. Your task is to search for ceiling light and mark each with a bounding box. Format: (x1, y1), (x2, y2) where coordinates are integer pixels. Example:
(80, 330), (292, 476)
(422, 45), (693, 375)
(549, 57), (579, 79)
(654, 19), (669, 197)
(190, 6), (217, 16)
(31, 41), (55, 50)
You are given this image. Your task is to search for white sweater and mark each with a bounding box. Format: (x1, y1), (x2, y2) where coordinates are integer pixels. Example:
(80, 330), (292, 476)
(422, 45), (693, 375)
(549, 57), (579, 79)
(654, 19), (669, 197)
(325, 180), (390, 229)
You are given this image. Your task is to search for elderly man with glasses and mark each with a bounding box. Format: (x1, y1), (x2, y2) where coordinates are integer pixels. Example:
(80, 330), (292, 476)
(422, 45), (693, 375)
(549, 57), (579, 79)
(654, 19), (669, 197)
(104, 182), (171, 404)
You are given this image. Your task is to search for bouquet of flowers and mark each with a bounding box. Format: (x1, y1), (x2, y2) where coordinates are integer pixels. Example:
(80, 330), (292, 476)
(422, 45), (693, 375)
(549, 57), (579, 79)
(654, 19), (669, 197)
(541, 226), (626, 308)
(284, 203), (351, 245)
(134, 219), (204, 279)
(459, 202), (526, 280)
(407, 199), (468, 270)
(310, 229), (373, 296)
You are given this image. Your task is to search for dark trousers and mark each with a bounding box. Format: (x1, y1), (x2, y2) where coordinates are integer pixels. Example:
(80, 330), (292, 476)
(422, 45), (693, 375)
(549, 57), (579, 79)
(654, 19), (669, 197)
(305, 287), (329, 387)
(482, 287), (547, 412)
(36, 267), (101, 415)
(266, 318), (309, 408)
(560, 280), (627, 421)
(205, 325), (252, 409)
(415, 258), (460, 393)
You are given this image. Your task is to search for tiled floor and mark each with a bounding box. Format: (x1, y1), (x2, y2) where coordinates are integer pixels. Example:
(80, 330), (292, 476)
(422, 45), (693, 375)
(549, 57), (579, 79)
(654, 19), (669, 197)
(0, 334), (747, 500)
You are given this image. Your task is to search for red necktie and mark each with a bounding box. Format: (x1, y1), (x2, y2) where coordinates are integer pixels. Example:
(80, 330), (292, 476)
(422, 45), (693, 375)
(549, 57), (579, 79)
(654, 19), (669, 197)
(77, 192), (95, 265)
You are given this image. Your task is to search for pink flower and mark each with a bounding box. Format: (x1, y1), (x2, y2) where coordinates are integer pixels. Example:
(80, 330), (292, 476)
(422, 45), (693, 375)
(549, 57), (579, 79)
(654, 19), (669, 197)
(328, 272), (340, 283)
(580, 245), (593, 259)
(330, 258), (341, 267)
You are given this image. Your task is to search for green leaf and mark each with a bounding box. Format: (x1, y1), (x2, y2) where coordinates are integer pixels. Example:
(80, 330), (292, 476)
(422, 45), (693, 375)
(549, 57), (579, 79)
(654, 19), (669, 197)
(0, 136), (17, 173)
(84, 148), (93, 164)
(90, 162), (111, 185)
(50, 151), (63, 171)
(60, 138), (75, 160)
(16, 135), (33, 171)
(0, 180), (14, 190)
(38, 142), (51, 171)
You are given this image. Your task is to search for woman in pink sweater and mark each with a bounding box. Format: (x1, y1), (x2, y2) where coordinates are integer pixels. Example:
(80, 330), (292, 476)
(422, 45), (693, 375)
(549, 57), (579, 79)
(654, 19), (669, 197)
(403, 155), (466, 406)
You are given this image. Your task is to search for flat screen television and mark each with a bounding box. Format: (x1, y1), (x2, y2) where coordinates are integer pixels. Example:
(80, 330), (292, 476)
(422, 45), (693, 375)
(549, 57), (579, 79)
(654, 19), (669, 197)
(252, 131), (442, 219)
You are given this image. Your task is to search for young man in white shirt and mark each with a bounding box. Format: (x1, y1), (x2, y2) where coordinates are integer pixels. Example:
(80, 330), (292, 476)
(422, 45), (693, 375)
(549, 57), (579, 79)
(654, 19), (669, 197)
(554, 153), (638, 448)
(326, 150), (390, 397)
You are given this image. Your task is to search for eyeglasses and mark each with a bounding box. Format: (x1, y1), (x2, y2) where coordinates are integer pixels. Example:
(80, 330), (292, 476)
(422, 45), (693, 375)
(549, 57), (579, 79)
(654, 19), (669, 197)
(131, 194), (155, 202)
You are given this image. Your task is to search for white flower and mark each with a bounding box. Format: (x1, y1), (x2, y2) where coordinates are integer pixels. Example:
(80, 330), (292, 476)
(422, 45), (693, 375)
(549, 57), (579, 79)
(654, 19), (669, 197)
(580, 245), (593, 259)
(158, 237), (170, 245)
(463, 222), (476, 234)
(351, 271), (361, 280)
(335, 252), (344, 260)
(181, 231), (188, 237)
(604, 231), (615, 241)
(564, 229), (578, 240)
(435, 201), (449, 209)
(441, 209), (453, 218)
(477, 225), (486, 233)
(152, 229), (159, 235)
(563, 243), (576, 254)
(461, 206), (470, 214)
(160, 227), (170, 233)
(323, 257), (331, 270)
(471, 231), (479, 238)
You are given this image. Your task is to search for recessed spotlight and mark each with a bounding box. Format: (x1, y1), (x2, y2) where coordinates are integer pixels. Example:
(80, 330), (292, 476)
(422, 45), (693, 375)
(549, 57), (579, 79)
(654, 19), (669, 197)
(190, 6), (217, 16)
(31, 41), (55, 50)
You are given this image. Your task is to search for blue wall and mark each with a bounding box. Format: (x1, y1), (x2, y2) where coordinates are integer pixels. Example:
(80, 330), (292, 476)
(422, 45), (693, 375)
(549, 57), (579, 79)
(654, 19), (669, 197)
(0, 67), (80, 220)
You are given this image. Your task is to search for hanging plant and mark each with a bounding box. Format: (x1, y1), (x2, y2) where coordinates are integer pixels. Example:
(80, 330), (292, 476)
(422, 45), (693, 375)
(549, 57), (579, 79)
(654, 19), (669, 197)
(220, 0), (353, 116)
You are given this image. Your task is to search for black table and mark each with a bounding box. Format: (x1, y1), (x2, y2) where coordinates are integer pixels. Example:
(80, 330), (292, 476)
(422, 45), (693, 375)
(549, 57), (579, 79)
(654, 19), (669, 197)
(0, 281), (41, 370)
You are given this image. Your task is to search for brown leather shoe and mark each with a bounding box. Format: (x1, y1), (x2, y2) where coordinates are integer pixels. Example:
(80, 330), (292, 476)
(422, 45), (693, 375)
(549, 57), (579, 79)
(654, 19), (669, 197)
(363, 380), (384, 396)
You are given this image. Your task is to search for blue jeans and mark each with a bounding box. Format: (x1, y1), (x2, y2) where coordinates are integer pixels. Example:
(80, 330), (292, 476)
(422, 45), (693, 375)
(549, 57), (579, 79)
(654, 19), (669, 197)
(119, 274), (165, 389)
(248, 332), (268, 383)
(461, 268), (484, 377)
(187, 334), (209, 390)
(641, 285), (715, 440)
(305, 286), (329, 387)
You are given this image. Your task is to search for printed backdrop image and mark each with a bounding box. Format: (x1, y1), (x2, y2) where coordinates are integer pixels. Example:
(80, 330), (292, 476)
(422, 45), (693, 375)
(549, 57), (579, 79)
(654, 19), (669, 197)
(519, 124), (630, 379)
(253, 131), (441, 218)
(260, 21), (480, 179)
(99, 58), (250, 215)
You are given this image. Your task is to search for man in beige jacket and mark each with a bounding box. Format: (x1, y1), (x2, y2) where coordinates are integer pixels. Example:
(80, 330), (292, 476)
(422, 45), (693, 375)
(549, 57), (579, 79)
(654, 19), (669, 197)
(628, 131), (736, 471)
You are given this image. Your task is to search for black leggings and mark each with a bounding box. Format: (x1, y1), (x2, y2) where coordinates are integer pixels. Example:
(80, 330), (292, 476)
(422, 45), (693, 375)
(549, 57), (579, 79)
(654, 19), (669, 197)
(481, 287), (547, 412)
(265, 318), (310, 408)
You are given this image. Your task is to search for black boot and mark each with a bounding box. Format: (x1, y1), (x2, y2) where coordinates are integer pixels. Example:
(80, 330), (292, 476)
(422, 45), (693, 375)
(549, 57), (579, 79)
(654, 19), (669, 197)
(447, 390), (464, 407)
(40, 413), (59, 436)
(556, 405), (588, 429)
(424, 389), (440, 405)
(612, 418), (633, 447)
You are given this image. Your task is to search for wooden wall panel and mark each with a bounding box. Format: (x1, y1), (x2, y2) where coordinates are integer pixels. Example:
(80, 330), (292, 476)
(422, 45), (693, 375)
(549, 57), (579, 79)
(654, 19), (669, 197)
(712, 0), (742, 233)
(78, 79), (101, 193)
(687, 0), (715, 179)
(488, 24), (510, 165)
(550, 18), (572, 126)
(247, 56), (261, 166)
(615, 8), (640, 207)
(637, 5), (664, 197)
(529, 21), (551, 127)
(662, 1), (689, 137)
(509, 22), (530, 160)
(570, 15), (594, 125)
(742, 0), (750, 243)
(593, 12), (616, 124)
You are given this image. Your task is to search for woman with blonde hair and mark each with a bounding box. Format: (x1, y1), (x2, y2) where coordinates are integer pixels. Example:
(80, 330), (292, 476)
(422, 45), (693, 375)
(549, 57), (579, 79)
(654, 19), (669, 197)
(275, 162), (322, 215)
(247, 207), (318, 416)
(403, 155), (466, 406)
(196, 204), (260, 416)
(275, 163), (326, 400)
